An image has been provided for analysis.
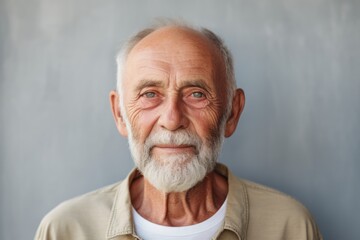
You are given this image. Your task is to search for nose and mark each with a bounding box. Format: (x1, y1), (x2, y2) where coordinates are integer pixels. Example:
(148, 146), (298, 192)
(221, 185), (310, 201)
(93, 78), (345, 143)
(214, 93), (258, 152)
(158, 96), (189, 131)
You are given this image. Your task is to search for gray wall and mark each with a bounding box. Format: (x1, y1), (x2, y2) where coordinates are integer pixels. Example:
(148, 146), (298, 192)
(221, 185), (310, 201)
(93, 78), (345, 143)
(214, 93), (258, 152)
(1, 0), (359, 239)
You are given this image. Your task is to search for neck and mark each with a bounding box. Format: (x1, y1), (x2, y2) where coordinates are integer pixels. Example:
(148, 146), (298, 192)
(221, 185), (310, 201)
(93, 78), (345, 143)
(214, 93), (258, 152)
(130, 170), (228, 226)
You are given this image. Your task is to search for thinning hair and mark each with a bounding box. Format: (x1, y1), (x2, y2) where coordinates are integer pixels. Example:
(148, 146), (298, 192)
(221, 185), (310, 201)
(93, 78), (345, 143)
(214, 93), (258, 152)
(115, 20), (237, 117)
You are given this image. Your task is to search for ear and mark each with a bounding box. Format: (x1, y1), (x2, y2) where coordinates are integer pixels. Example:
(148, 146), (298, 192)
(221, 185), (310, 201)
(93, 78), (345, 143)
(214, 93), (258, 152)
(109, 90), (128, 137)
(224, 88), (245, 137)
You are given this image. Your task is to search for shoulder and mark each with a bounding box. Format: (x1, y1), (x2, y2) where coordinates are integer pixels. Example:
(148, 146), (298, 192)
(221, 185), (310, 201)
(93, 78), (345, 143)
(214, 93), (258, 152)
(241, 180), (309, 217)
(35, 181), (122, 240)
(239, 179), (322, 239)
(225, 166), (308, 215)
(46, 181), (120, 220)
(242, 179), (307, 211)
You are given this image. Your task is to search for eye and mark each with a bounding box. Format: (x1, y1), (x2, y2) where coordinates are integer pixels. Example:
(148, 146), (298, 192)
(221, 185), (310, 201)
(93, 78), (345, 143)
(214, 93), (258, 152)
(138, 90), (162, 109)
(183, 89), (209, 109)
(191, 92), (205, 98)
(142, 92), (156, 98)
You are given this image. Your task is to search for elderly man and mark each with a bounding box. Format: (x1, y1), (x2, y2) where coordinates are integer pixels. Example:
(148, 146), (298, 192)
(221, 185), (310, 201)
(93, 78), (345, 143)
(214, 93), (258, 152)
(35, 22), (322, 240)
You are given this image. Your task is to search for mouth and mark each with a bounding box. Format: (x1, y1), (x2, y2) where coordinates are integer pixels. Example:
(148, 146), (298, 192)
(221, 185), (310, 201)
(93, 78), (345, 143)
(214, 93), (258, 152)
(151, 144), (197, 155)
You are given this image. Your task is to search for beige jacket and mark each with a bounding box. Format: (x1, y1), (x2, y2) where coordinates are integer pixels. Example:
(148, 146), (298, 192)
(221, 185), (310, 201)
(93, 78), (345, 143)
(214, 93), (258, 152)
(35, 163), (322, 240)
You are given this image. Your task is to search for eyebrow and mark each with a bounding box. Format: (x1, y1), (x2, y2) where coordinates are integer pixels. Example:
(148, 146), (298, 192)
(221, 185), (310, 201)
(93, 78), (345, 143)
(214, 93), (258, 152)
(178, 79), (211, 92)
(135, 79), (165, 92)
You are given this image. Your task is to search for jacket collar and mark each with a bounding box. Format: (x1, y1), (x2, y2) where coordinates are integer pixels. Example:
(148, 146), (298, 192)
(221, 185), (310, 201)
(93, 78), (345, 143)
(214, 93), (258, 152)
(216, 163), (249, 239)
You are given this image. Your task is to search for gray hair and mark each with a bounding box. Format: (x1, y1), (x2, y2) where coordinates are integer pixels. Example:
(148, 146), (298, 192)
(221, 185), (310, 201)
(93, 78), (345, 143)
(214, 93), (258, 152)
(115, 20), (237, 117)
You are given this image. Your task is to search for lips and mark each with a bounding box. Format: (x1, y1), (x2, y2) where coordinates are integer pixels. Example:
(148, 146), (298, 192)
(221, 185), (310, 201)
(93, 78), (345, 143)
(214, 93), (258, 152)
(151, 144), (197, 155)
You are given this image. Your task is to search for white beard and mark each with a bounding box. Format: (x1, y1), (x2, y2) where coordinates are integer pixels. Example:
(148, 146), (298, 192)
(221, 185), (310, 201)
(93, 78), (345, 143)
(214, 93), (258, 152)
(126, 126), (225, 192)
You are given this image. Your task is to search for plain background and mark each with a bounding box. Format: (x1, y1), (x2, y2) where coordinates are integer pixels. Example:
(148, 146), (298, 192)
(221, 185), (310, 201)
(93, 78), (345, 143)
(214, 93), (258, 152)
(1, 0), (359, 239)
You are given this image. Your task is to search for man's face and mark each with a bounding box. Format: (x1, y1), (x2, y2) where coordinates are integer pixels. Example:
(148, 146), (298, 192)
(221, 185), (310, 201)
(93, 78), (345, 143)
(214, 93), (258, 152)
(120, 27), (229, 192)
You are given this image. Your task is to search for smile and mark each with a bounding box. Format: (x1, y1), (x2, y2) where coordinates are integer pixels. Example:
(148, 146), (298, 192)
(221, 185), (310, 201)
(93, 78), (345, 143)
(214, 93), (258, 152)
(151, 144), (196, 154)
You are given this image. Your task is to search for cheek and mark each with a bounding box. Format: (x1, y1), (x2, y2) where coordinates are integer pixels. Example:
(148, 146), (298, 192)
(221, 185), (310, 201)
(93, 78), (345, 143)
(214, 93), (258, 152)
(188, 106), (223, 140)
(127, 106), (160, 141)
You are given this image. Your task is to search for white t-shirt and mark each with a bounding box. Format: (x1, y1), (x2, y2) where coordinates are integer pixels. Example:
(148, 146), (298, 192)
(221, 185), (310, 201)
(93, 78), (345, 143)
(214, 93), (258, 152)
(132, 199), (227, 240)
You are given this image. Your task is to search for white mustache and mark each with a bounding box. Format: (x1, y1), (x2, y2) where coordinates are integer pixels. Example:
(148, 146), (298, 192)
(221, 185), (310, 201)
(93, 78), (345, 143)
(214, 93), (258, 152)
(145, 130), (202, 150)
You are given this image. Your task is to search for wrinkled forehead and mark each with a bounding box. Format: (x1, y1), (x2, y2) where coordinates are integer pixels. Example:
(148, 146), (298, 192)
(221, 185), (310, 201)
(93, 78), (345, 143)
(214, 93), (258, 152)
(125, 26), (224, 72)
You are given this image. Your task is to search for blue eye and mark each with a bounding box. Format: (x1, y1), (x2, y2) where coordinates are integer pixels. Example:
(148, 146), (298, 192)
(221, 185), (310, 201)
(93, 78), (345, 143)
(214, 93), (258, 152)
(192, 92), (204, 98)
(143, 92), (156, 98)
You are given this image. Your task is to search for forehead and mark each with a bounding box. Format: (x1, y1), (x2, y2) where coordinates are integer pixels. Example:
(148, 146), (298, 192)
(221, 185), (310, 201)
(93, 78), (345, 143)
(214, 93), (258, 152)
(124, 27), (223, 78)
(131, 26), (218, 56)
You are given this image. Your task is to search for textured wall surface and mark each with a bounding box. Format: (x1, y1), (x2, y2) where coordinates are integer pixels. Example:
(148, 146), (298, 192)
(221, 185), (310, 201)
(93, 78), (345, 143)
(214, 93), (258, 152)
(1, 0), (359, 239)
